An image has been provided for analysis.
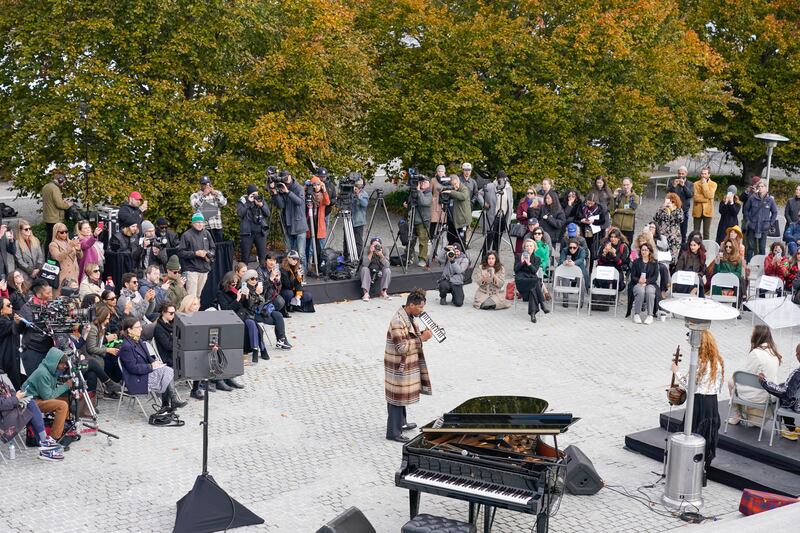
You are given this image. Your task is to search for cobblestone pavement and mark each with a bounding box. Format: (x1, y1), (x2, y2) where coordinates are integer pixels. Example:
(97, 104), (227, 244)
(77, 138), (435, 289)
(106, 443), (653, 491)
(1, 275), (792, 533)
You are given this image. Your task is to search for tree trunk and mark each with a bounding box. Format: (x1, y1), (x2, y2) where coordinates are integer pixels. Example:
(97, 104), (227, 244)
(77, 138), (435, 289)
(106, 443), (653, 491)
(738, 155), (768, 186)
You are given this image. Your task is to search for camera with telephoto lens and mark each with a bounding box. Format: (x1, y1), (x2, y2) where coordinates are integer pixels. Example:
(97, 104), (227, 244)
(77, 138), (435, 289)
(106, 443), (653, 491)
(205, 249), (216, 262)
(336, 172), (358, 208)
(445, 245), (456, 260)
(374, 242), (382, 253)
(30, 297), (91, 335)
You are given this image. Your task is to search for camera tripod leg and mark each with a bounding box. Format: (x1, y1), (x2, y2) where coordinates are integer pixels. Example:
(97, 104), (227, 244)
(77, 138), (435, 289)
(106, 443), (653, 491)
(404, 205), (417, 268)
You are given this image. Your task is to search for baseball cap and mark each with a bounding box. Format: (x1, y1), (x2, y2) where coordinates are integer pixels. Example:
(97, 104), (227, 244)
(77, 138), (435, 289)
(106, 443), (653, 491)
(199, 176), (211, 185)
(462, 162), (472, 170)
(527, 217), (538, 226)
(316, 167), (328, 178)
(287, 250), (301, 260)
(130, 192), (142, 200)
(567, 223), (578, 236)
(436, 165), (446, 172)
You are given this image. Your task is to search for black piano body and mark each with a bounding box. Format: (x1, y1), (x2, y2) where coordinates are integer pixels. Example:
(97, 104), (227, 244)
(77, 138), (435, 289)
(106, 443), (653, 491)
(395, 395), (577, 533)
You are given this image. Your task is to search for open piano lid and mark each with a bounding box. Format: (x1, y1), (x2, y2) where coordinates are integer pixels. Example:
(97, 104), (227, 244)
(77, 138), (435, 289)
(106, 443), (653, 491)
(421, 395), (579, 435)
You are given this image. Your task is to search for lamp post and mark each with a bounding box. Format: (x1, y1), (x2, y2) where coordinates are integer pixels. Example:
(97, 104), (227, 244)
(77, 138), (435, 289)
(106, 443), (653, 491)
(658, 298), (738, 511)
(78, 101), (90, 205)
(754, 133), (789, 189)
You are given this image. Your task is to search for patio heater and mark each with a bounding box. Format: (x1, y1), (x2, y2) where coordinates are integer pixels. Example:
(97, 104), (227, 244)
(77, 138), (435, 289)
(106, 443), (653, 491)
(754, 133), (789, 189)
(658, 298), (739, 511)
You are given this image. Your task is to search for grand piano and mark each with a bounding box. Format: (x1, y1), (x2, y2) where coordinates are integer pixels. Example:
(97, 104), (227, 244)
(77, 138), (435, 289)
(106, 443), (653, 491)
(395, 396), (577, 533)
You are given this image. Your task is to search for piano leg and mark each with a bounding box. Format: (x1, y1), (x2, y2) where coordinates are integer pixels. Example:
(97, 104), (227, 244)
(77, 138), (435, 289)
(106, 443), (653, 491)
(536, 511), (549, 533)
(483, 505), (493, 533)
(468, 502), (476, 524)
(409, 489), (420, 518)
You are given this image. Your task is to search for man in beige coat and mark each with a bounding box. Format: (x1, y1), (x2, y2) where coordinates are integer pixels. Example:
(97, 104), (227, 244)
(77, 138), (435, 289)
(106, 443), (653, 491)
(692, 167), (717, 240)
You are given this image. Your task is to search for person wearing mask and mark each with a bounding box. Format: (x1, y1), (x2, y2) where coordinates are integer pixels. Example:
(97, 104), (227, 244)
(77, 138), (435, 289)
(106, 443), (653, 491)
(17, 279), (56, 376)
(692, 167), (717, 240)
(348, 176), (370, 262)
(85, 307), (123, 386)
(403, 176), (432, 267)
(628, 242), (659, 324)
(155, 217), (181, 249)
(40, 170), (73, 254)
(74, 220), (104, 282)
(236, 183), (270, 265)
(190, 176), (227, 243)
(743, 179), (778, 261)
(437, 243), (468, 307)
(672, 330), (725, 486)
(727, 325), (782, 427)
(118, 317), (187, 412)
(177, 213), (216, 299)
(240, 269), (292, 351)
(163, 255), (188, 306)
(579, 192), (607, 267)
(478, 172), (514, 254)
(117, 272), (156, 322)
(153, 302), (177, 367)
(305, 176), (330, 270)
(473, 251), (509, 310)
(48, 222), (82, 290)
(785, 185), (800, 225)
(138, 220), (168, 273)
(117, 191), (147, 231)
(138, 264), (169, 314)
(515, 239), (549, 322)
(78, 263), (104, 300)
(758, 343), (800, 441)
(19, 347), (72, 446)
(653, 192), (684, 265)
(270, 170), (309, 268)
(674, 235), (707, 296)
(14, 219), (44, 282)
(361, 237), (392, 302)
(539, 191), (565, 246)
(611, 178), (639, 243)
(667, 166), (694, 243)
(280, 251), (315, 313)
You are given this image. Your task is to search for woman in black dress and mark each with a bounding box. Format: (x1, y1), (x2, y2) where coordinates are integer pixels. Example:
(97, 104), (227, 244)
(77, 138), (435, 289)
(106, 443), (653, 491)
(514, 239), (549, 323)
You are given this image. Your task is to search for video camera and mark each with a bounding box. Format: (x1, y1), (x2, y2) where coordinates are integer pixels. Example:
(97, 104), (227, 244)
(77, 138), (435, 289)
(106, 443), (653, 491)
(267, 166), (292, 191)
(336, 172), (359, 208)
(437, 174), (454, 205)
(30, 297), (91, 335)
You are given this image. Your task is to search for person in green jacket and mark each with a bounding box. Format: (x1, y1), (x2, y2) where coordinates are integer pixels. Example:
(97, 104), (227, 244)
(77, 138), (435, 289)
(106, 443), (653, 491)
(22, 347), (71, 440)
(443, 175), (473, 248)
(709, 238), (744, 307)
(531, 228), (551, 280)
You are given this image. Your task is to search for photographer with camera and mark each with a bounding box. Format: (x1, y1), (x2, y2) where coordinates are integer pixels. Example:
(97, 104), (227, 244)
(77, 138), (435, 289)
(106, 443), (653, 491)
(281, 251), (315, 313)
(138, 220), (169, 273)
(41, 169), (73, 254)
(443, 175), (472, 248)
(237, 184), (270, 265)
(437, 243), (468, 307)
(217, 272), (269, 364)
(118, 272), (156, 323)
(240, 269), (292, 350)
(177, 213), (217, 299)
(270, 170), (309, 269)
(345, 177), (369, 263)
(17, 279), (56, 377)
(403, 175), (432, 267)
(190, 176), (227, 243)
(155, 217), (180, 249)
(360, 237), (392, 302)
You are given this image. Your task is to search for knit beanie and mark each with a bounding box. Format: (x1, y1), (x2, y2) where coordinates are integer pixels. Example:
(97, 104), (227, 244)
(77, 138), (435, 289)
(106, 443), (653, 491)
(191, 213), (205, 224)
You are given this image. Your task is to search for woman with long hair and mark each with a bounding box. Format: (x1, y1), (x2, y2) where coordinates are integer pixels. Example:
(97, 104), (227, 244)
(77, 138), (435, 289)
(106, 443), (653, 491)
(764, 241), (791, 292)
(784, 247), (800, 291)
(674, 234), (707, 296)
(561, 189), (584, 229)
(74, 219), (104, 281)
(708, 237), (744, 306)
(78, 262), (104, 300)
(716, 186), (742, 244)
(177, 295), (201, 314)
(759, 344), (800, 441)
(673, 330), (725, 485)
(653, 192), (683, 264)
(539, 191), (565, 245)
(280, 251), (315, 312)
(727, 325), (782, 427)
(97, 289), (123, 335)
(473, 251), (509, 310)
(216, 271), (269, 363)
(48, 222), (82, 290)
(14, 219), (44, 281)
(590, 176), (613, 209)
(628, 242), (659, 324)
(85, 306), (123, 385)
(514, 239), (549, 322)
(7, 270), (30, 311)
(0, 297), (22, 388)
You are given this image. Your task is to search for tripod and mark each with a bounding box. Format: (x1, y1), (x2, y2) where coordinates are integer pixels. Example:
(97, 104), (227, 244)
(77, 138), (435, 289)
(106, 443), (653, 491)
(363, 189), (406, 273)
(326, 204), (359, 267)
(403, 195), (420, 268)
(428, 205), (467, 267)
(306, 198), (320, 277)
(470, 191), (514, 270)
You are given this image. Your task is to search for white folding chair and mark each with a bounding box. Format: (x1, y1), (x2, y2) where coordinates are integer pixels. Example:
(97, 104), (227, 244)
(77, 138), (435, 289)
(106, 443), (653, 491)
(553, 264), (584, 316)
(724, 371), (773, 441)
(747, 254), (766, 298)
(703, 240), (719, 265)
(669, 270), (700, 299)
(587, 266), (620, 317)
(0, 433), (29, 464)
(708, 272), (740, 307)
(767, 387), (800, 446)
(257, 322), (274, 347)
(115, 359), (159, 420)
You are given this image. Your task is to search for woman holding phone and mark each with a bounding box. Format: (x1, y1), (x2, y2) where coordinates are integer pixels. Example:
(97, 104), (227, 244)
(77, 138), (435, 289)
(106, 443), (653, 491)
(628, 243), (660, 324)
(716, 186), (741, 244)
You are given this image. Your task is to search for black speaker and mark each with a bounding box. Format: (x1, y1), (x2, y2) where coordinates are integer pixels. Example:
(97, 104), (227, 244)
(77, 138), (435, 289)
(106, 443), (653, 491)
(315, 506), (376, 533)
(174, 310), (244, 380)
(564, 445), (603, 495)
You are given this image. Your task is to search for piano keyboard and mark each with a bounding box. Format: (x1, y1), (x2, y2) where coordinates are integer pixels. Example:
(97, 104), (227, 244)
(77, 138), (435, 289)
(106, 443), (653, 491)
(404, 471), (534, 506)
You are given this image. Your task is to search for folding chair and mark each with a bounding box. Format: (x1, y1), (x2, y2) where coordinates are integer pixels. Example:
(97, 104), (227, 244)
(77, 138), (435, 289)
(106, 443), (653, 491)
(703, 240), (719, 265)
(747, 254), (766, 299)
(767, 387), (800, 447)
(0, 432), (29, 464)
(587, 266), (620, 317)
(669, 271), (700, 298)
(116, 359), (159, 420)
(708, 272), (740, 308)
(553, 264), (584, 315)
(724, 371), (773, 441)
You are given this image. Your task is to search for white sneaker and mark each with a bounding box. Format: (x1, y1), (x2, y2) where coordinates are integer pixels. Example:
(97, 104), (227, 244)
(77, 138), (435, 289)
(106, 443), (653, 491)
(417, 260), (427, 268)
(38, 436), (61, 451)
(633, 315), (642, 324)
(644, 315), (654, 325)
(362, 293), (370, 302)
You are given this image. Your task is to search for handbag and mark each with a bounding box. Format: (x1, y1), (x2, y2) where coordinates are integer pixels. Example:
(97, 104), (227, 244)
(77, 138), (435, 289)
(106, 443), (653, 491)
(148, 411), (185, 427)
(505, 281), (516, 300)
(508, 223), (528, 238)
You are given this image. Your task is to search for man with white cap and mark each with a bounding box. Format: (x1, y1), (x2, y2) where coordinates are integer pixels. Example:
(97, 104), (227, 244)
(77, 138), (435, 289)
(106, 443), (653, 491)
(190, 175), (228, 243)
(459, 162), (479, 208)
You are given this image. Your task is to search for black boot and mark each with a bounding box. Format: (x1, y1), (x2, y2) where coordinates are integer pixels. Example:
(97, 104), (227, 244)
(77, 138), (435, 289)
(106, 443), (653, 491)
(260, 348), (270, 360)
(252, 349), (259, 363)
(530, 313), (537, 323)
(169, 384), (187, 409)
(160, 392), (174, 413)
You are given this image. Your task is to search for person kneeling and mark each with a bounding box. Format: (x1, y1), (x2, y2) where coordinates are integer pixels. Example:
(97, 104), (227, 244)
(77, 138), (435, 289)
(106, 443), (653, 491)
(118, 318), (186, 412)
(515, 239), (549, 322)
(361, 237), (392, 302)
(437, 244), (468, 306)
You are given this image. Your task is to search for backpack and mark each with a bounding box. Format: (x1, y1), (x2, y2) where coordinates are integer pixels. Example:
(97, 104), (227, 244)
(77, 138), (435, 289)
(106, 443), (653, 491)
(148, 411), (185, 427)
(0, 202), (17, 218)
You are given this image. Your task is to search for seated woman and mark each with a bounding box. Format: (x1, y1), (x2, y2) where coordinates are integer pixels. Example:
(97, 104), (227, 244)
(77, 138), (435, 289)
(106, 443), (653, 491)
(728, 325), (782, 427)
(514, 239), (549, 322)
(473, 251), (509, 310)
(177, 295), (201, 314)
(0, 298), (22, 389)
(175, 295), (227, 397)
(241, 269), (292, 350)
(85, 307), (123, 387)
(707, 237), (744, 307)
(153, 301), (176, 367)
(530, 227), (551, 281)
(674, 235), (707, 296)
(360, 237), (392, 302)
(96, 289), (123, 336)
(1, 370), (64, 461)
(759, 343), (800, 441)
(558, 237), (589, 296)
(593, 227), (630, 309)
(8, 270), (30, 312)
(118, 317), (186, 411)
(783, 248), (800, 294)
(79, 263), (104, 300)
(257, 253), (290, 318)
(763, 241), (790, 294)
(628, 242), (659, 324)
(280, 250), (315, 313)
(216, 271), (269, 362)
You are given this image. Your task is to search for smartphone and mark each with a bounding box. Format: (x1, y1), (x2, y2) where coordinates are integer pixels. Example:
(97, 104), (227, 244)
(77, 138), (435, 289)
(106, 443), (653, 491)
(521, 251), (530, 261)
(257, 281), (263, 292)
(98, 221), (105, 231)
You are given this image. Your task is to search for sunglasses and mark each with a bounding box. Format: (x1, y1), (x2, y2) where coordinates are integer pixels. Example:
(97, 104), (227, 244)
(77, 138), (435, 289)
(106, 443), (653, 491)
(526, 192), (534, 195)
(58, 230), (67, 234)
(21, 227), (31, 232)
(533, 232), (543, 235)
(568, 246), (578, 251)
(106, 296), (117, 301)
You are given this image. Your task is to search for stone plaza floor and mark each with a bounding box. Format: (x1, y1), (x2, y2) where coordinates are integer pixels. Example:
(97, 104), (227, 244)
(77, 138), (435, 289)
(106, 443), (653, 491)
(2, 277), (793, 533)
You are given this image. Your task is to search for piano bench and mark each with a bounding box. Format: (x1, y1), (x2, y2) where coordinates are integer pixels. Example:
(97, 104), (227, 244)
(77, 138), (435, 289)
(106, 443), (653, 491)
(401, 514), (477, 533)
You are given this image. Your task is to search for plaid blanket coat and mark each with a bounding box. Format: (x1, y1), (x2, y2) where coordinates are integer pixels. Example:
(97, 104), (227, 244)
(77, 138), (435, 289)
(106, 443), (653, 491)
(385, 307), (432, 406)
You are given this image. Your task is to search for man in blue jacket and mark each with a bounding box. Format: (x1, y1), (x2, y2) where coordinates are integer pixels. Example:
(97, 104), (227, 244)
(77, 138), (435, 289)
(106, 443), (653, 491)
(270, 170), (309, 268)
(743, 180), (778, 261)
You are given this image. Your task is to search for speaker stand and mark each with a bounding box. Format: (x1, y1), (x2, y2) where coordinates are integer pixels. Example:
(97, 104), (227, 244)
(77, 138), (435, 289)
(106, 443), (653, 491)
(173, 379), (264, 533)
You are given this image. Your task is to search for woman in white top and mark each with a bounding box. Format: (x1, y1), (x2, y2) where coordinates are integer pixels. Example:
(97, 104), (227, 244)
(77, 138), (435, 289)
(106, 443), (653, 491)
(727, 325), (782, 426)
(672, 329), (725, 484)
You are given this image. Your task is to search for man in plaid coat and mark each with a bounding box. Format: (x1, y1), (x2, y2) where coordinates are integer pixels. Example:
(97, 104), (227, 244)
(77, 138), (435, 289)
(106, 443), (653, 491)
(385, 289), (433, 442)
